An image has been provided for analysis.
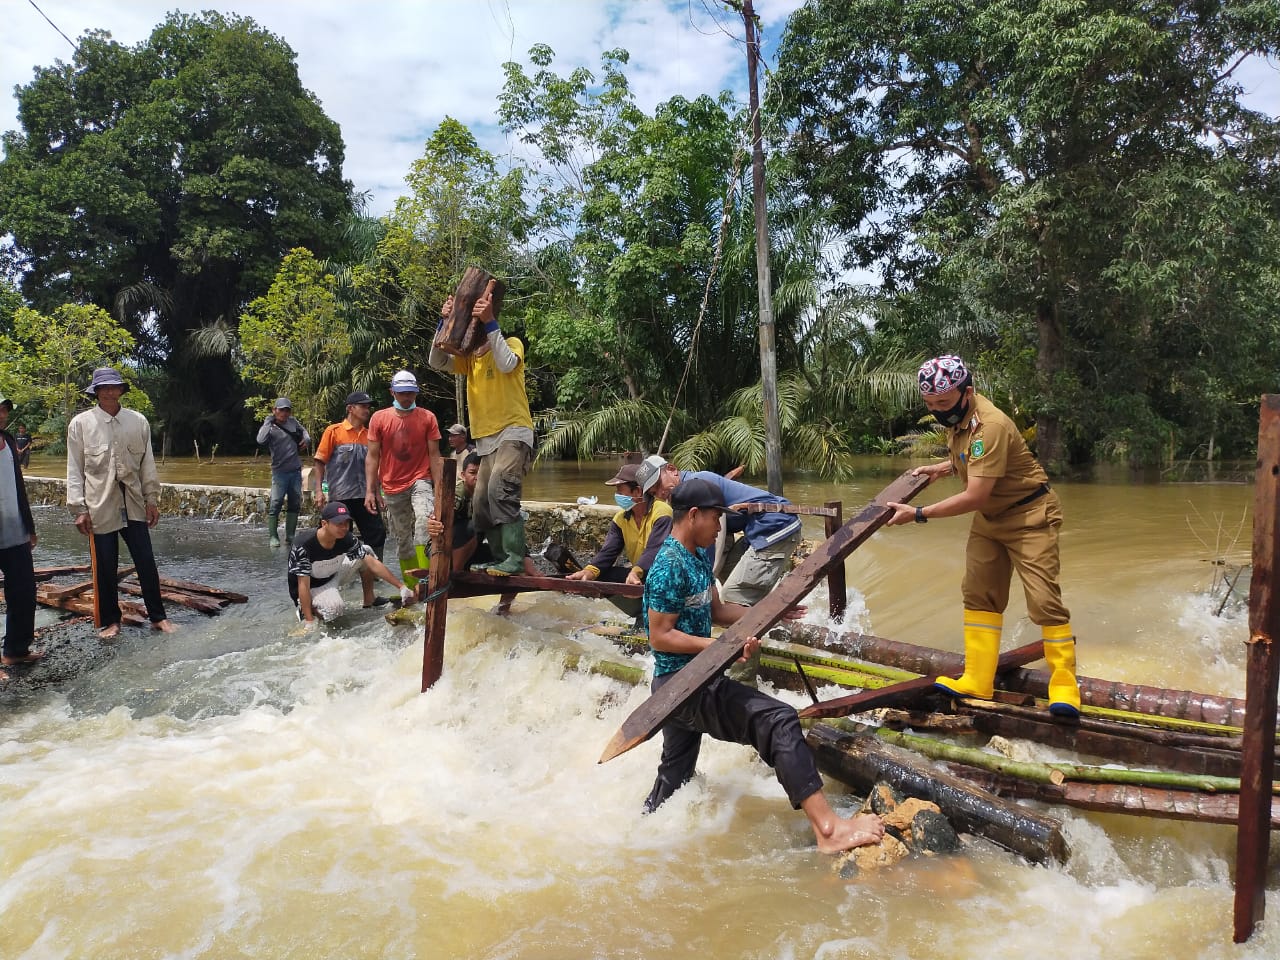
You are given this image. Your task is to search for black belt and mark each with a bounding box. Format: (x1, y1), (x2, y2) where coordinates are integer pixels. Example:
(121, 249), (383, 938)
(1009, 482), (1051, 510)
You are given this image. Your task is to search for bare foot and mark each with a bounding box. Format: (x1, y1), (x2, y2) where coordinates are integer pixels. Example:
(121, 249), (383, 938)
(815, 813), (886, 855)
(152, 620), (176, 633)
(1, 650), (44, 666)
(98, 623), (122, 643)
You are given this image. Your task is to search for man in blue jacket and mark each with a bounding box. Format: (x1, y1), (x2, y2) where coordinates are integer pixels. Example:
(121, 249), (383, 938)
(635, 455), (801, 606)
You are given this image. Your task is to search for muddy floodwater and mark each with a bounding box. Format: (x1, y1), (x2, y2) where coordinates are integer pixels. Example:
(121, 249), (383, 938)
(2, 457), (1276, 960)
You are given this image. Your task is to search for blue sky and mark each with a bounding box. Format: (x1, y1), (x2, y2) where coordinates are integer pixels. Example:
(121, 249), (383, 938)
(4, 0), (1276, 218)
(2, 0), (805, 214)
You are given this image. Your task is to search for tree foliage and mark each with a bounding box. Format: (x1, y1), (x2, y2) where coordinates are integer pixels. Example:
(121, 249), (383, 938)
(774, 0), (1280, 467)
(0, 11), (354, 451)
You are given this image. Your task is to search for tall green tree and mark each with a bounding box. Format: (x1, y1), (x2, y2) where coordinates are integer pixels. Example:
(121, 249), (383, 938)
(0, 11), (354, 452)
(775, 0), (1280, 467)
(0, 303), (151, 431)
(238, 248), (351, 441)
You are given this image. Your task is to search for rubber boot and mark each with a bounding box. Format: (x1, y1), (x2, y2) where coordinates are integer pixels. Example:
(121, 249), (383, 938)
(399, 558), (420, 590)
(1043, 624), (1081, 718)
(284, 511), (298, 545)
(415, 544), (430, 574)
(485, 519), (527, 577)
(268, 512), (281, 548)
(934, 609), (1002, 700)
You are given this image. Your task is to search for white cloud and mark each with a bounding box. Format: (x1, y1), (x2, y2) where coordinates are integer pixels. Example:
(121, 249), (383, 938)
(1, 0), (803, 214)
(3, 1), (1272, 220)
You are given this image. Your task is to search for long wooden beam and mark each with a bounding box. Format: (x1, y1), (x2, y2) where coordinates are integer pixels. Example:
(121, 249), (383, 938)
(448, 571), (643, 600)
(1236, 394), (1280, 943)
(422, 458), (456, 691)
(599, 470), (930, 763)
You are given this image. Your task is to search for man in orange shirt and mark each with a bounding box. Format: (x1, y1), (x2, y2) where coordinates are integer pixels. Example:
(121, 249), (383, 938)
(314, 391), (386, 560)
(364, 371), (444, 589)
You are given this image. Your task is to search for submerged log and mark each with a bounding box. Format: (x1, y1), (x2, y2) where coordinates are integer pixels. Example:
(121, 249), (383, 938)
(780, 623), (1262, 727)
(938, 762), (1280, 828)
(806, 723), (1068, 864)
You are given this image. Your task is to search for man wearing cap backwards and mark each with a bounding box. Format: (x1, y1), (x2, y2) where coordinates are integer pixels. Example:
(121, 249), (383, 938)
(884, 355), (1080, 717)
(67, 368), (175, 641)
(0, 394), (41, 673)
(288, 501), (418, 624)
(314, 391), (386, 560)
(255, 398), (311, 549)
(641, 478), (885, 853)
(445, 423), (476, 464)
(429, 283), (534, 577)
(566, 462), (674, 620)
(364, 370), (444, 590)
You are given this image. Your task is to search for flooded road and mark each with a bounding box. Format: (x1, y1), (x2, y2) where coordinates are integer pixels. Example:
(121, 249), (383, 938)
(1, 458), (1275, 959)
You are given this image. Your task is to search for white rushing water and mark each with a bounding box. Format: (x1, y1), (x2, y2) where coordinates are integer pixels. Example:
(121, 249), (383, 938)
(2, 478), (1278, 960)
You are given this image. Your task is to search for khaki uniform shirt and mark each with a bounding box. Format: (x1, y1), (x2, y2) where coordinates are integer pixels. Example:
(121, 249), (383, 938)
(66, 405), (160, 534)
(946, 393), (1048, 518)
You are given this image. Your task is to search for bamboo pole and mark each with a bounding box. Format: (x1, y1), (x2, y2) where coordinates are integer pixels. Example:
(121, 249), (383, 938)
(1236, 394), (1280, 943)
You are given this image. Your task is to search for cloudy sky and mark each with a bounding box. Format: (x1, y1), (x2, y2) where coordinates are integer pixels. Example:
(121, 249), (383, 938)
(4, 0), (1277, 217)
(2, 0), (807, 213)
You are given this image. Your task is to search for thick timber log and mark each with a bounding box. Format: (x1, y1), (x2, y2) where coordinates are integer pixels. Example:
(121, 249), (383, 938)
(780, 623), (1263, 727)
(434, 267), (505, 357)
(1237, 393), (1280, 943)
(600, 470), (931, 763)
(957, 698), (1262, 780)
(422, 459), (456, 691)
(117, 581), (226, 615)
(806, 723), (1068, 864)
(938, 762), (1280, 828)
(154, 575), (248, 604)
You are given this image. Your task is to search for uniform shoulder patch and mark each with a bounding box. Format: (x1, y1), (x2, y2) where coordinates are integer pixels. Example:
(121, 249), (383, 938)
(970, 438), (985, 460)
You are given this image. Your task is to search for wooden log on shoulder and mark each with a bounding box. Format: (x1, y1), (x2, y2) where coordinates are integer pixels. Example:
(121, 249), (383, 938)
(434, 266), (505, 357)
(806, 723), (1069, 864)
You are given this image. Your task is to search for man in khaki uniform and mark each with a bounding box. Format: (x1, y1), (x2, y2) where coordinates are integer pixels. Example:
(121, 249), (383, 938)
(885, 355), (1080, 717)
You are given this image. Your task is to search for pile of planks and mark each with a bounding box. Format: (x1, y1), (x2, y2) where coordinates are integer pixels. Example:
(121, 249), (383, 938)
(26, 566), (247, 626)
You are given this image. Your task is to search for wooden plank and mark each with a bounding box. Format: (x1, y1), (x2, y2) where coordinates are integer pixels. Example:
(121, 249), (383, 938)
(32, 565), (91, 577)
(117, 582), (225, 615)
(806, 723), (1068, 863)
(599, 470), (930, 763)
(0, 571), (56, 586)
(422, 458), (456, 691)
(43, 592), (147, 626)
(37, 581), (95, 602)
(824, 500), (846, 622)
(797, 640), (1044, 720)
(729, 502), (839, 517)
(154, 575), (248, 604)
(448, 571), (643, 600)
(1238, 394), (1280, 944)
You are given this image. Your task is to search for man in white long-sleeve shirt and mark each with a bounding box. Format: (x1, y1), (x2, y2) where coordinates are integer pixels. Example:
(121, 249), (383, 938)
(428, 281), (534, 576)
(66, 367), (174, 641)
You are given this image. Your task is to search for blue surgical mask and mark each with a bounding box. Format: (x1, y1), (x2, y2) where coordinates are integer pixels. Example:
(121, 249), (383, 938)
(614, 493), (636, 511)
(393, 397), (417, 412)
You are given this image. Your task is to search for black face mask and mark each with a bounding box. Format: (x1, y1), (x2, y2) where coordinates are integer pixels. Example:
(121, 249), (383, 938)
(931, 388), (971, 428)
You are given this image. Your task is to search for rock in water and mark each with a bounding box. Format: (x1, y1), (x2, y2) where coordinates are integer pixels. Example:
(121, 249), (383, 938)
(835, 781), (961, 877)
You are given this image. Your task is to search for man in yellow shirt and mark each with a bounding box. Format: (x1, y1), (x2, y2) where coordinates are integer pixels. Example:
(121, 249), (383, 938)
(429, 281), (534, 576)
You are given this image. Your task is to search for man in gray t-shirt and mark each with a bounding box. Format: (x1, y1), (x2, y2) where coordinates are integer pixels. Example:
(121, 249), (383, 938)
(256, 397), (310, 548)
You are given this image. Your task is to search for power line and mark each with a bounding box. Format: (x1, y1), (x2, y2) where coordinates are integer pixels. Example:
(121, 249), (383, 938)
(26, 0), (79, 54)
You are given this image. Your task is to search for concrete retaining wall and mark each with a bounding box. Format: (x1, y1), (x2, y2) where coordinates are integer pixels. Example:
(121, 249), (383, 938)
(22, 475), (616, 558)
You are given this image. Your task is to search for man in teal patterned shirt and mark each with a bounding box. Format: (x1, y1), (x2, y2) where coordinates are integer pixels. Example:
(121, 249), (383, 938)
(642, 478), (884, 854)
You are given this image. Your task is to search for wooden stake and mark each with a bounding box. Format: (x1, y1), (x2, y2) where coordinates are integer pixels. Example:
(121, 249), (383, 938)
(1235, 394), (1280, 943)
(421, 459), (456, 691)
(824, 500), (846, 622)
(598, 470), (930, 763)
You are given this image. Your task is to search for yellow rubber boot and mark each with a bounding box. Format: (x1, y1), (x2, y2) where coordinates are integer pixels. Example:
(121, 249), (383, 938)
(934, 610), (1002, 700)
(415, 544), (430, 574)
(399, 558), (419, 590)
(1043, 624), (1081, 718)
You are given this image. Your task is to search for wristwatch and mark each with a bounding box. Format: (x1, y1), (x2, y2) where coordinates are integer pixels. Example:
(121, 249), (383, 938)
(915, 506), (927, 523)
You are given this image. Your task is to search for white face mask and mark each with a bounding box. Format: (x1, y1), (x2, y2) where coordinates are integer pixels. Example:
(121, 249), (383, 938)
(392, 394), (417, 412)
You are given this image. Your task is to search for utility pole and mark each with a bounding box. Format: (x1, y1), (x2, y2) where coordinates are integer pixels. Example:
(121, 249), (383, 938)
(741, 0), (784, 495)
